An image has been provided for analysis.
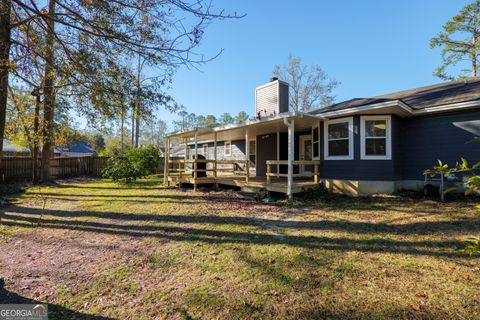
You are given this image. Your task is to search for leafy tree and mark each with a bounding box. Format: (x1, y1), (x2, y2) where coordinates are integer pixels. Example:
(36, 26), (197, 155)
(92, 134), (105, 152)
(220, 113), (234, 125)
(6, 86), (81, 150)
(430, 1), (480, 80)
(196, 115), (206, 128)
(6, 86), (39, 155)
(98, 137), (125, 157)
(205, 115), (218, 128)
(142, 118), (168, 149)
(272, 54), (339, 112)
(235, 111), (249, 123)
(103, 145), (160, 183)
(173, 110), (249, 131)
(175, 110), (189, 131)
(1, 0), (243, 180)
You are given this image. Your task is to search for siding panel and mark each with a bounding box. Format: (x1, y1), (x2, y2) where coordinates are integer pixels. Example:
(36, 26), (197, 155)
(400, 110), (480, 180)
(320, 115), (399, 181)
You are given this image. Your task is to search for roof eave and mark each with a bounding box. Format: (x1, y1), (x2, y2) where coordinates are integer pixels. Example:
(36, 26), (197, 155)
(167, 112), (322, 139)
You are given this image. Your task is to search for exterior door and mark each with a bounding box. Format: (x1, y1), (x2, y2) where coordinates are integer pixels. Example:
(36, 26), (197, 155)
(299, 135), (313, 173)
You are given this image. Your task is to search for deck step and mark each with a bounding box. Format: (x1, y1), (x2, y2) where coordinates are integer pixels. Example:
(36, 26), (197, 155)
(240, 185), (265, 193)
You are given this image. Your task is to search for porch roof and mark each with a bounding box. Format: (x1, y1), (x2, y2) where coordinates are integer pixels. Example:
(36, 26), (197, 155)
(167, 112), (322, 142)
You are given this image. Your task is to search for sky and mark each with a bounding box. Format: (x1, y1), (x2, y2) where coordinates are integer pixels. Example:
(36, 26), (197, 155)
(84, 0), (474, 130)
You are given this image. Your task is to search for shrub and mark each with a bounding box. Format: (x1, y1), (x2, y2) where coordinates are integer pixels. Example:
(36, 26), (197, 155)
(102, 145), (160, 183)
(128, 145), (160, 177)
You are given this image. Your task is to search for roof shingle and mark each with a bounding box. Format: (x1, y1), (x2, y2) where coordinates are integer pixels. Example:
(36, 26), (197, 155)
(310, 77), (480, 114)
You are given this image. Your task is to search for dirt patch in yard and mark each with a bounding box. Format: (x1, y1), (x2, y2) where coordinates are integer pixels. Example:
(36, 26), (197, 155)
(0, 177), (479, 319)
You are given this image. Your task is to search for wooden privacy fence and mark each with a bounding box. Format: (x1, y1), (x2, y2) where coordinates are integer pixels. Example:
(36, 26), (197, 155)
(0, 156), (110, 183)
(50, 156), (109, 179)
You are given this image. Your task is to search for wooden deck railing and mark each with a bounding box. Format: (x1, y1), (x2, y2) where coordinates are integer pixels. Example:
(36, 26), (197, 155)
(167, 159), (251, 182)
(265, 160), (320, 184)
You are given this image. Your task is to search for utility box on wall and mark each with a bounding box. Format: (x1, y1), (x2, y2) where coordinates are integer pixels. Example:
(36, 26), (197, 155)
(255, 78), (289, 119)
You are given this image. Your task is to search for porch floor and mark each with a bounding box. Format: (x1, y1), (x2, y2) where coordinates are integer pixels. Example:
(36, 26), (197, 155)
(167, 175), (319, 194)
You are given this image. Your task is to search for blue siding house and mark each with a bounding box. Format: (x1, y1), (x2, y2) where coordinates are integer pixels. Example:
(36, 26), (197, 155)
(166, 78), (480, 197)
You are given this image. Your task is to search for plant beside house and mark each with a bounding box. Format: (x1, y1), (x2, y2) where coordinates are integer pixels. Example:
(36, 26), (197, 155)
(424, 137), (480, 255)
(102, 145), (160, 183)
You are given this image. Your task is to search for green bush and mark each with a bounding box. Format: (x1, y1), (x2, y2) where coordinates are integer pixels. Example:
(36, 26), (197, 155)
(102, 145), (160, 183)
(128, 145), (160, 177)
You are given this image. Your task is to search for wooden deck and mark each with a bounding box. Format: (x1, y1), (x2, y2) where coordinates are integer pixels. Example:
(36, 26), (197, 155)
(166, 159), (320, 194)
(168, 176), (318, 194)
(167, 175), (319, 194)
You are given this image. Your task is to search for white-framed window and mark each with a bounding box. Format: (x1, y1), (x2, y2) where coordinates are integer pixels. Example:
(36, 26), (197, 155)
(224, 141), (232, 157)
(324, 117), (354, 160)
(202, 144), (208, 156)
(312, 123), (320, 160)
(360, 115), (391, 160)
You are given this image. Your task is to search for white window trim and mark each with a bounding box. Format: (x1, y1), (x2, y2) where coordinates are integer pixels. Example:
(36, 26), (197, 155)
(202, 144), (208, 156)
(360, 115), (392, 160)
(324, 117), (354, 160)
(224, 141), (232, 157)
(312, 122), (320, 160)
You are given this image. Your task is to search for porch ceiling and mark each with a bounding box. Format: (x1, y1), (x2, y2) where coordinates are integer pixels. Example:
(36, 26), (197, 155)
(169, 113), (321, 143)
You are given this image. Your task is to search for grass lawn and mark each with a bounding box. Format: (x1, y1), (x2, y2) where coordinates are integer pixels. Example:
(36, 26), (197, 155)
(1, 175), (479, 319)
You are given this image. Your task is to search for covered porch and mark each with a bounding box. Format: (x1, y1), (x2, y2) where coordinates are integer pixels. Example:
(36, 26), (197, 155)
(165, 112), (322, 198)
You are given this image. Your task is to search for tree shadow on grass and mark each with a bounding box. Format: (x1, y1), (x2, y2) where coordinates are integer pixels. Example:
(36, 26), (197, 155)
(1, 206), (477, 259)
(6, 204), (480, 237)
(291, 305), (449, 320)
(0, 279), (112, 320)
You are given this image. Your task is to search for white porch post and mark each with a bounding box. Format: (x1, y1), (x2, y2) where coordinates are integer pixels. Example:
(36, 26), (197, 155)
(214, 132), (217, 164)
(164, 137), (170, 185)
(214, 132), (218, 189)
(276, 126), (280, 177)
(287, 119), (295, 199)
(194, 129), (198, 160)
(184, 138), (188, 161)
(194, 129), (198, 191)
(245, 129), (250, 183)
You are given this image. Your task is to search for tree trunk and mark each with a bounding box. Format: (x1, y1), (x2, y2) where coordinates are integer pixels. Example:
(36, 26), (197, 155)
(135, 107), (140, 147)
(0, 0), (11, 158)
(131, 105), (135, 146)
(40, 0), (56, 182)
(473, 32), (478, 77)
(33, 94), (40, 182)
(134, 54), (142, 148)
(120, 103), (125, 153)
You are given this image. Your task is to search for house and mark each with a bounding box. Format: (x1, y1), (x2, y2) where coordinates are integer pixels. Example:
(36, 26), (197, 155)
(165, 77), (480, 197)
(2, 139), (31, 156)
(57, 141), (95, 157)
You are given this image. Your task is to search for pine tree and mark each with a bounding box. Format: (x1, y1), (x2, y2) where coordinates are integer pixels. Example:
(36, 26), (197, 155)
(431, 1), (480, 80)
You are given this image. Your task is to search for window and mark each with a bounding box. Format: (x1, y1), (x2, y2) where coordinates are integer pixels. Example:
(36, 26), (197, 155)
(324, 117), (354, 160)
(360, 115), (391, 160)
(224, 141), (231, 156)
(312, 124), (320, 160)
(202, 144), (208, 156)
